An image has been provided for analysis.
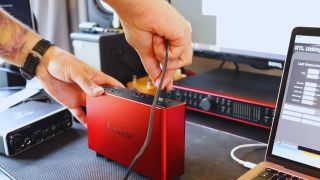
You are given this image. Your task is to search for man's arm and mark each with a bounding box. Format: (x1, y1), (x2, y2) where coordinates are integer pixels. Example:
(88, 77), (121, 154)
(0, 8), (41, 67)
(0, 0), (191, 124)
(103, 0), (193, 90)
(0, 8), (123, 126)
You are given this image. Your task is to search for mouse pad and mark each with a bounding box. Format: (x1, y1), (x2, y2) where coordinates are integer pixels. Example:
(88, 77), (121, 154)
(0, 118), (265, 180)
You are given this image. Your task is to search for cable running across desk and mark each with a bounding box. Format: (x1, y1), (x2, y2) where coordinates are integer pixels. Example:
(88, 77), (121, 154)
(230, 143), (267, 169)
(123, 42), (170, 180)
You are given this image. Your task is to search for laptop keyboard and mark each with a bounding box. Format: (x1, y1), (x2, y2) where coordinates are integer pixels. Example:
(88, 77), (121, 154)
(253, 168), (305, 180)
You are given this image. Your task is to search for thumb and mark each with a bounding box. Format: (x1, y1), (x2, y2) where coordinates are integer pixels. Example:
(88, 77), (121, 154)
(69, 107), (87, 128)
(138, 53), (162, 85)
(71, 72), (104, 97)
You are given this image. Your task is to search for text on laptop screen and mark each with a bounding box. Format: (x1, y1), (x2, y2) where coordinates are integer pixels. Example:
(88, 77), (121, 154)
(272, 35), (320, 168)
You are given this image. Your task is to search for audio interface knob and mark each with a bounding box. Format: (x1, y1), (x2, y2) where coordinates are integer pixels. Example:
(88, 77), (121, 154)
(199, 97), (214, 111)
(174, 91), (182, 100)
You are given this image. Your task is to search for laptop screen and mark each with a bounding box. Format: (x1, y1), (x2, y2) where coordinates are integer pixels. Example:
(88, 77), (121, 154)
(271, 35), (320, 169)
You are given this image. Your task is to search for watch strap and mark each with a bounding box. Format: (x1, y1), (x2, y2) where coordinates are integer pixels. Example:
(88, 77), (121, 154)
(20, 39), (53, 80)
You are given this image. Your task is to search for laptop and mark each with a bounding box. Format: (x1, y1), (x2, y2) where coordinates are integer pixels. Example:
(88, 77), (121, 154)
(239, 27), (320, 180)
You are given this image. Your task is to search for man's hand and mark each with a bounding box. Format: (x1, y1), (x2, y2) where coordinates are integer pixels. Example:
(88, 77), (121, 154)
(107, 0), (193, 90)
(36, 47), (124, 127)
(0, 9), (123, 127)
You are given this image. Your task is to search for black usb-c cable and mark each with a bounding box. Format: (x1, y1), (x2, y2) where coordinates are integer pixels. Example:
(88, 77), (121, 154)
(123, 42), (170, 180)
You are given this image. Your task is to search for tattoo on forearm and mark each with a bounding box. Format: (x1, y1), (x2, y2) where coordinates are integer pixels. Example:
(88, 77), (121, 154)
(0, 9), (28, 61)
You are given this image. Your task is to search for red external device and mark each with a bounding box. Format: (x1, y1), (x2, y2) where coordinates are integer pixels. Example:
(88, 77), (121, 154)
(87, 87), (185, 180)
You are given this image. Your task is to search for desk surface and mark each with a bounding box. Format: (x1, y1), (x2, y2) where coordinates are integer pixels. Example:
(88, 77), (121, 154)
(0, 111), (267, 180)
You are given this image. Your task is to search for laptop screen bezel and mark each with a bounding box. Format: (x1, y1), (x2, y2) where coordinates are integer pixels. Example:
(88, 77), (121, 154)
(266, 27), (320, 178)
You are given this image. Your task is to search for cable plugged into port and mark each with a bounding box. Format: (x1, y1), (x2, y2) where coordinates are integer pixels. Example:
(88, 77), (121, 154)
(24, 138), (31, 146)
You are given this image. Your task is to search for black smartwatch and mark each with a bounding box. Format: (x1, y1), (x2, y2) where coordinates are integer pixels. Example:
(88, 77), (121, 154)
(20, 39), (53, 80)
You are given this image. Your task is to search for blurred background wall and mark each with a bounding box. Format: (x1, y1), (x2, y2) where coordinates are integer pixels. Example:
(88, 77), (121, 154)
(30, 0), (88, 51)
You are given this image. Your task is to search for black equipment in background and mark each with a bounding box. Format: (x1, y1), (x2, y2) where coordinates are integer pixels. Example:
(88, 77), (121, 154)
(167, 69), (281, 129)
(71, 32), (147, 85)
(0, 64), (26, 87)
(0, 0), (34, 29)
(99, 33), (147, 84)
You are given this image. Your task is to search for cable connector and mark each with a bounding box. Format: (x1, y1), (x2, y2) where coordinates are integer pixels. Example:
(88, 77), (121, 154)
(230, 143), (267, 169)
(243, 161), (257, 169)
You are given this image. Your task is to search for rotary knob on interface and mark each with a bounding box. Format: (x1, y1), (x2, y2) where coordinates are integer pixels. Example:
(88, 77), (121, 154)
(199, 97), (214, 111)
